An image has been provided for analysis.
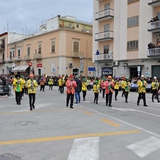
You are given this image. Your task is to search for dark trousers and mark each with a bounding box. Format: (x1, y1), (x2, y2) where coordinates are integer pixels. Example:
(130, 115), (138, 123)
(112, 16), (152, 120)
(102, 89), (105, 98)
(24, 88), (28, 95)
(15, 91), (21, 104)
(152, 90), (159, 102)
(106, 92), (113, 106)
(66, 93), (74, 107)
(124, 91), (129, 102)
(29, 93), (35, 109)
(82, 91), (87, 100)
(22, 88), (24, 97)
(137, 93), (147, 105)
(59, 86), (64, 93)
(114, 89), (119, 100)
(49, 85), (53, 90)
(40, 85), (45, 91)
(94, 93), (99, 103)
(122, 88), (125, 97)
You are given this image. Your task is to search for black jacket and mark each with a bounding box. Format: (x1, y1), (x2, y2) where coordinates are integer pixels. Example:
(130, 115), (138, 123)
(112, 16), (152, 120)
(75, 78), (82, 92)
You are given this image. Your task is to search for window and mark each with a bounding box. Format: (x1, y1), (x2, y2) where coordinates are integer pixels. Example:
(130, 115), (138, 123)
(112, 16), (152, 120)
(18, 49), (20, 57)
(51, 40), (55, 53)
(104, 24), (110, 31)
(27, 46), (30, 55)
(128, 0), (139, 5)
(104, 45), (109, 54)
(13, 50), (15, 57)
(76, 24), (79, 28)
(104, 3), (110, 10)
(157, 12), (160, 19)
(127, 40), (139, 51)
(127, 16), (139, 28)
(73, 42), (79, 52)
(10, 51), (12, 58)
(38, 43), (41, 54)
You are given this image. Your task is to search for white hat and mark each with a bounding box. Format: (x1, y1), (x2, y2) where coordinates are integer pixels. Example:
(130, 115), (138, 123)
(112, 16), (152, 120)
(141, 75), (144, 78)
(154, 76), (157, 79)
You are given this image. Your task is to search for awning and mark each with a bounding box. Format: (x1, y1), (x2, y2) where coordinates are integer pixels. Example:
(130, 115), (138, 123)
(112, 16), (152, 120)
(12, 65), (29, 72)
(19, 65), (29, 72)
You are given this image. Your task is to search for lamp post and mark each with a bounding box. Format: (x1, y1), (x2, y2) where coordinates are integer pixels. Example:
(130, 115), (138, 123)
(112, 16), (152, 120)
(80, 56), (84, 76)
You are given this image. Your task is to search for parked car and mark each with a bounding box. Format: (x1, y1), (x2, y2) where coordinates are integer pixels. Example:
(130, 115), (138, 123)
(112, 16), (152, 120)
(0, 76), (11, 96)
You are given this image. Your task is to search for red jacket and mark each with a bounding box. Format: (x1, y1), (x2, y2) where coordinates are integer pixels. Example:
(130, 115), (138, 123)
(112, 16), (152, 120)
(105, 81), (114, 94)
(66, 80), (77, 94)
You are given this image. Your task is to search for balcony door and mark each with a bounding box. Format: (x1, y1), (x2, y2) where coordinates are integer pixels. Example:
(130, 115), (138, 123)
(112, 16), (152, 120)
(104, 45), (109, 54)
(104, 3), (110, 16)
(104, 24), (110, 38)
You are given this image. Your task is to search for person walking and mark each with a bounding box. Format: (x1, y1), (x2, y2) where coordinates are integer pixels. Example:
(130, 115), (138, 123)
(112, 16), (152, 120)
(26, 73), (38, 111)
(48, 77), (54, 90)
(82, 78), (87, 101)
(100, 78), (106, 98)
(137, 75), (148, 107)
(74, 75), (82, 104)
(151, 77), (160, 103)
(114, 77), (120, 101)
(105, 76), (114, 107)
(93, 80), (100, 104)
(121, 76), (126, 97)
(39, 77), (45, 91)
(58, 76), (65, 93)
(124, 77), (131, 103)
(66, 74), (77, 109)
(13, 74), (24, 105)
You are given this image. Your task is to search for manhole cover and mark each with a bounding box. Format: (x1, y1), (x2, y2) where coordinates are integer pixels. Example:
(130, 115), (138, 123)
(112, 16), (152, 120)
(0, 154), (21, 160)
(15, 121), (38, 126)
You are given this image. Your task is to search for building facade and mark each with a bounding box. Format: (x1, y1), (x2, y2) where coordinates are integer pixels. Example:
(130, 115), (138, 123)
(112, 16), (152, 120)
(6, 16), (93, 77)
(93, 0), (160, 78)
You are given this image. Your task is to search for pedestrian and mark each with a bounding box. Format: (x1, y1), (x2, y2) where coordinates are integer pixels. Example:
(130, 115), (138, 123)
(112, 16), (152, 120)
(93, 80), (100, 104)
(48, 77), (54, 90)
(124, 77), (131, 103)
(114, 76), (120, 101)
(58, 76), (65, 93)
(121, 76), (126, 97)
(151, 77), (160, 103)
(13, 74), (24, 105)
(74, 75), (82, 103)
(100, 78), (106, 98)
(26, 73), (38, 111)
(137, 75), (148, 107)
(66, 74), (77, 109)
(82, 78), (87, 101)
(105, 76), (114, 107)
(39, 77), (45, 91)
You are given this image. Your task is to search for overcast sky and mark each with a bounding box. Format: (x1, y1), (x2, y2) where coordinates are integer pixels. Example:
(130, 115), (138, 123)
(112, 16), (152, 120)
(0, 0), (93, 34)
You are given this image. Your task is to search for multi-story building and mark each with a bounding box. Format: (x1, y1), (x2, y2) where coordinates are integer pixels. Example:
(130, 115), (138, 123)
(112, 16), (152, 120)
(93, 0), (160, 78)
(7, 15), (93, 76)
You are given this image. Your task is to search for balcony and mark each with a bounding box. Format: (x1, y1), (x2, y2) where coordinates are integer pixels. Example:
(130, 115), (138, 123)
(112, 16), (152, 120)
(94, 53), (113, 62)
(13, 56), (21, 62)
(95, 9), (114, 21)
(6, 57), (13, 63)
(148, 0), (160, 7)
(34, 53), (42, 59)
(24, 55), (31, 61)
(95, 31), (113, 41)
(148, 20), (160, 32)
(148, 48), (160, 57)
(0, 58), (5, 64)
(71, 52), (83, 58)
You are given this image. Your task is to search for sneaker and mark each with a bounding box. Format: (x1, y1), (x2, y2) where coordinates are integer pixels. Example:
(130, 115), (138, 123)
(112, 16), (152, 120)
(144, 104), (148, 107)
(70, 106), (74, 109)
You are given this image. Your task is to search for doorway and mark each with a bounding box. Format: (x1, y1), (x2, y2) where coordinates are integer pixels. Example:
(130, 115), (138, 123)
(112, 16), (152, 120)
(38, 68), (41, 76)
(72, 68), (79, 76)
(130, 68), (139, 77)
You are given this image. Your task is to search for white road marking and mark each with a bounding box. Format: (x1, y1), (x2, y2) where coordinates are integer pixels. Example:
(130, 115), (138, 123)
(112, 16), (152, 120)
(67, 137), (99, 160)
(127, 136), (160, 158)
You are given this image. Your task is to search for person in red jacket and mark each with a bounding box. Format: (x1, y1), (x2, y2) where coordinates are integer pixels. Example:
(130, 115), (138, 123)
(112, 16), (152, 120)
(66, 74), (77, 109)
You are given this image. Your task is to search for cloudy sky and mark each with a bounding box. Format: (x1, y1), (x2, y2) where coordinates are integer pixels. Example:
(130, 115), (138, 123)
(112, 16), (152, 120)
(0, 0), (93, 34)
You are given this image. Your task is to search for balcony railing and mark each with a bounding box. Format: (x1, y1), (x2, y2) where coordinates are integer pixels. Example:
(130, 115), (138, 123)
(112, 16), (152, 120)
(148, 20), (160, 32)
(95, 31), (113, 41)
(13, 56), (21, 61)
(148, 0), (160, 7)
(34, 53), (42, 59)
(6, 57), (13, 62)
(71, 52), (83, 58)
(95, 9), (114, 21)
(94, 53), (113, 61)
(24, 55), (31, 60)
(148, 48), (160, 57)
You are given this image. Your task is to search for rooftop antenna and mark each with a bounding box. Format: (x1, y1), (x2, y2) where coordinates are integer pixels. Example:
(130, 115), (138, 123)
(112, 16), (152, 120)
(7, 22), (9, 32)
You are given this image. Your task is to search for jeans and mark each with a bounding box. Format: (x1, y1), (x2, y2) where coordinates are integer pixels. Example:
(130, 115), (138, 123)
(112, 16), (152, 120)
(75, 92), (80, 103)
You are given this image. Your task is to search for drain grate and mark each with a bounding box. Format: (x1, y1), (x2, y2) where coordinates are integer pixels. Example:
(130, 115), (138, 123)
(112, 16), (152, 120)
(15, 121), (38, 126)
(0, 154), (21, 160)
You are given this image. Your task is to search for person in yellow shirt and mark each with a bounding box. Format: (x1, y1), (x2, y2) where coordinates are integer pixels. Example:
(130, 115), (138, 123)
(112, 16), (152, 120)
(13, 74), (25, 105)
(93, 80), (100, 104)
(48, 77), (54, 90)
(82, 78), (87, 101)
(124, 77), (131, 103)
(114, 76), (120, 101)
(58, 76), (65, 93)
(137, 75), (148, 107)
(121, 76), (126, 97)
(26, 73), (38, 111)
(151, 77), (160, 103)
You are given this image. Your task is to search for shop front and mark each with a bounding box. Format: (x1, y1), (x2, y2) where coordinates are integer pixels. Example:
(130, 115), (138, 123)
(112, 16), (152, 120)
(102, 67), (113, 77)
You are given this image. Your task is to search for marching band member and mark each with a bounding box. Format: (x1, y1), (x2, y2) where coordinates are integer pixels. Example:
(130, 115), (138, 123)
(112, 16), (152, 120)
(58, 76), (65, 93)
(26, 73), (38, 111)
(82, 78), (87, 101)
(137, 75), (148, 107)
(105, 76), (114, 107)
(48, 77), (54, 90)
(121, 76), (126, 97)
(151, 77), (160, 103)
(114, 76), (120, 101)
(93, 80), (100, 104)
(124, 77), (131, 103)
(66, 74), (77, 109)
(100, 78), (106, 98)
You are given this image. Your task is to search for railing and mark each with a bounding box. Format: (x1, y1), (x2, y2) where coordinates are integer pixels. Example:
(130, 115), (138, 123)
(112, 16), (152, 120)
(148, 20), (160, 31)
(6, 57), (13, 62)
(94, 53), (113, 61)
(148, 0), (160, 3)
(34, 53), (42, 59)
(148, 0), (160, 6)
(0, 59), (4, 63)
(148, 48), (160, 56)
(24, 55), (31, 60)
(13, 56), (21, 61)
(95, 31), (113, 41)
(71, 52), (83, 58)
(95, 9), (114, 20)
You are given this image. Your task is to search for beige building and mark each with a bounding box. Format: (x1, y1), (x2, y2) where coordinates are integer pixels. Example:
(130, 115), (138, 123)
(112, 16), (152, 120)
(93, 0), (160, 78)
(6, 15), (93, 77)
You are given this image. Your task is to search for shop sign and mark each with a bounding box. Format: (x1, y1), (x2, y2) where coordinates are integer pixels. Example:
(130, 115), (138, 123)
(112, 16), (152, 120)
(102, 67), (113, 76)
(37, 64), (42, 68)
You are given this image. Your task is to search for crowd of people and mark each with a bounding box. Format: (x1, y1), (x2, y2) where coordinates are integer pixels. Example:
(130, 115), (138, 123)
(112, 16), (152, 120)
(0, 73), (160, 110)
